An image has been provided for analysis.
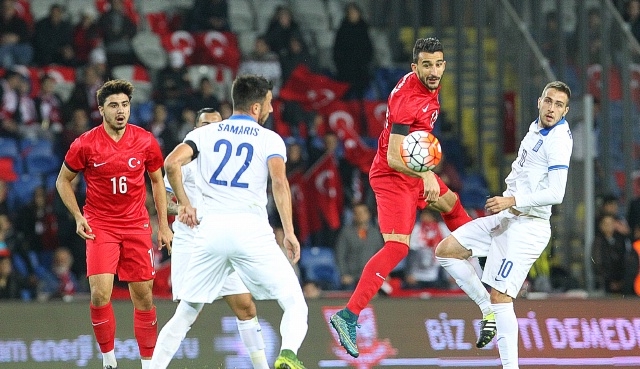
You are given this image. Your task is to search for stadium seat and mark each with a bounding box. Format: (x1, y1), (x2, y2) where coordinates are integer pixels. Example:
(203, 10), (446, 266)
(299, 246), (341, 290)
(66, 0), (96, 24)
(7, 174), (43, 210)
(291, 0), (331, 32)
(22, 139), (59, 176)
(28, 0), (50, 22)
(139, 0), (174, 15)
(314, 30), (336, 72)
(459, 173), (491, 209)
(0, 137), (20, 162)
(111, 65), (153, 104)
(228, 0), (255, 33)
(326, 0), (347, 30)
(252, 0), (288, 33)
(370, 27), (393, 67)
(237, 31), (257, 57)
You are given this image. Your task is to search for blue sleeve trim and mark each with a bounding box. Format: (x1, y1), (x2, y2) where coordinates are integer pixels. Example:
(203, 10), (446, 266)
(267, 154), (284, 161)
(165, 186), (174, 193)
(548, 165), (569, 171)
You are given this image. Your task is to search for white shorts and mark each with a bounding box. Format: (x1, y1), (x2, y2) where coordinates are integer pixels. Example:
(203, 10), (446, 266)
(171, 230), (250, 301)
(177, 212), (303, 304)
(451, 210), (551, 298)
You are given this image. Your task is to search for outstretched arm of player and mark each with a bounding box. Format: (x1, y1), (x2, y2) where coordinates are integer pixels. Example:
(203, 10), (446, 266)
(387, 124), (440, 203)
(165, 142), (198, 228)
(56, 164), (95, 240)
(149, 168), (173, 253)
(268, 156), (301, 263)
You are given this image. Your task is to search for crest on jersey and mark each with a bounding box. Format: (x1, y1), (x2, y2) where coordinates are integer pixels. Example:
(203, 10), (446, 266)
(532, 139), (543, 152)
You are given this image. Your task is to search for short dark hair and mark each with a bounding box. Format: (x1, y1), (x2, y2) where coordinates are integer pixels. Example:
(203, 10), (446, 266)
(542, 81), (571, 102)
(96, 79), (134, 107)
(413, 37), (444, 63)
(231, 75), (272, 112)
(195, 107), (219, 124)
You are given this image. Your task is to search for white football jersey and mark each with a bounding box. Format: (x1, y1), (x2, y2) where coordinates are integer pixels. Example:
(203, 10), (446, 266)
(164, 160), (198, 238)
(184, 115), (286, 218)
(504, 118), (573, 219)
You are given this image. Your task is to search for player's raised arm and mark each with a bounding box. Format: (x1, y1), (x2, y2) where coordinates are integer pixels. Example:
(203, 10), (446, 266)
(165, 142), (197, 227)
(268, 155), (300, 263)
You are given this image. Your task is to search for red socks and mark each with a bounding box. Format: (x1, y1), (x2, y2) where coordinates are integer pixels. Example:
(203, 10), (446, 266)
(441, 194), (472, 231)
(134, 306), (158, 358)
(90, 302), (116, 353)
(346, 241), (409, 316)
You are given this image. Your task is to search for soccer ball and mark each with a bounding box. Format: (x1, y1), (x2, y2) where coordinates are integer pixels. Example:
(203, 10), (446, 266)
(400, 130), (442, 172)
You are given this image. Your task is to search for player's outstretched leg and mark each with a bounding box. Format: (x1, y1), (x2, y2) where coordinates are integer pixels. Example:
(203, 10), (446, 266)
(149, 301), (203, 369)
(329, 308), (360, 358)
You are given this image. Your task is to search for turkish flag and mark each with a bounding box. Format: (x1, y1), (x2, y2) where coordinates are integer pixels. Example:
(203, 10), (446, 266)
(325, 101), (377, 173)
(304, 154), (343, 230)
(279, 65), (349, 111)
(193, 31), (241, 71)
(288, 170), (311, 242)
(161, 30), (196, 64)
(363, 100), (388, 138)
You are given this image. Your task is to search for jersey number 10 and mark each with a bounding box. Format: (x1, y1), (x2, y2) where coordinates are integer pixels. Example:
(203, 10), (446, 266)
(209, 139), (254, 188)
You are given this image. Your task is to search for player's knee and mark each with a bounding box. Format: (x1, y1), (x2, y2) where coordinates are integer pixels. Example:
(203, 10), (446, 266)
(90, 289), (111, 306)
(435, 236), (468, 259)
(490, 289), (512, 304)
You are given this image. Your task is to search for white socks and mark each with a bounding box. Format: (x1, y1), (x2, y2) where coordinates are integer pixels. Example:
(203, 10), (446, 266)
(493, 302), (519, 368)
(102, 349), (117, 368)
(141, 359), (150, 369)
(149, 301), (203, 369)
(237, 317), (269, 369)
(437, 257), (492, 315)
(277, 291), (308, 353)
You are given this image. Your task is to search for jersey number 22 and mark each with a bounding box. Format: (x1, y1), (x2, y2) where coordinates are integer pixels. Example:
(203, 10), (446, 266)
(209, 139), (253, 188)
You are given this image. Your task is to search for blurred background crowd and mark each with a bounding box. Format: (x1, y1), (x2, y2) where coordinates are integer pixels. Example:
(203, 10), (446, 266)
(0, 0), (639, 302)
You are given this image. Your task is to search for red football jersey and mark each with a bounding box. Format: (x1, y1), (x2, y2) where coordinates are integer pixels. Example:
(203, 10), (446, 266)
(64, 124), (164, 232)
(370, 72), (441, 176)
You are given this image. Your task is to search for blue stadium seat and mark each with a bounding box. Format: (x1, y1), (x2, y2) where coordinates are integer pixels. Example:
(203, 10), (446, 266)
(8, 174), (43, 210)
(0, 137), (22, 175)
(459, 173), (491, 209)
(299, 246), (341, 290)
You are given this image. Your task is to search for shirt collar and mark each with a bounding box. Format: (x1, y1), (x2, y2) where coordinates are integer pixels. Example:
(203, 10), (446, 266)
(534, 117), (567, 136)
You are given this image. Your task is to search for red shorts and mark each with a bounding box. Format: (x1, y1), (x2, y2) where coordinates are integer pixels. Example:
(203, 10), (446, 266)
(370, 171), (449, 235)
(86, 227), (155, 282)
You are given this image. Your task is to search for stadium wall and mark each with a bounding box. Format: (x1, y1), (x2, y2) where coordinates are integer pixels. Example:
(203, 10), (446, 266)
(1, 298), (640, 368)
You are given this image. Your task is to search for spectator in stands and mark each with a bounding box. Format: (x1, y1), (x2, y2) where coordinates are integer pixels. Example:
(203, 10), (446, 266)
(33, 4), (74, 67)
(14, 74), (37, 139)
(238, 36), (282, 97)
(72, 8), (100, 66)
(302, 281), (323, 299)
(285, 138), (307, 176)
(176, 106), (196, 141)
(432, 154), (463, 194)
(0, 0), (32, 68)
(599, 194), (631, 238)
(34, 75), (64, 141)
(40, 247), (77, 301)
(95, 0), (138, 68)
(333, 2), (374, 100)
(0, 255), (30, 299)
(57, 107), (90, 157)
(147, 103), (179, 157)
(0, 179), (8, 215)
(185, 0), (229, 32)
(624, 0), (640, 45)
(53, 174), (87, 282)
(0, 69), (23, 138)
(335, 203), (383, 290)
(155, 50), (191, 121)
(264, 5), (305, 59)
(404, 209), (450, 290)
(592, 213), (629, 294)
(65, 65), (104, 126)
(186, 77), (220, 115)
(628, 196), (640, 241)
(280, 35), (315, 83)
(15, 187), (59, 264)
